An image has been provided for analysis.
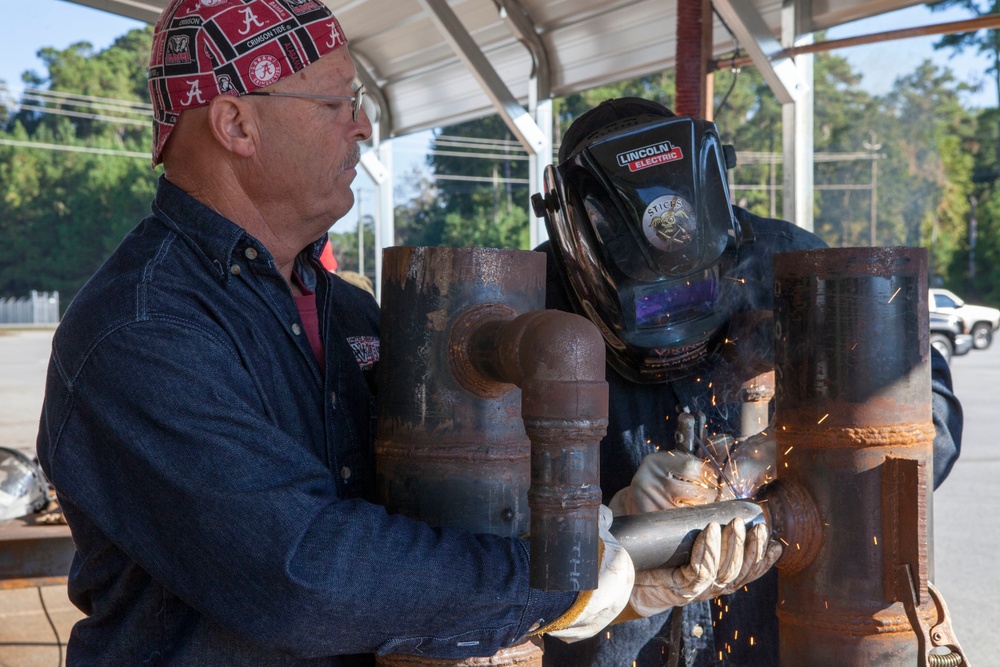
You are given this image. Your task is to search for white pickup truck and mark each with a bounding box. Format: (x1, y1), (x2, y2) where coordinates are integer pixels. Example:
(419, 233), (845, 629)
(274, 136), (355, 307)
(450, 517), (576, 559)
(929, 288), (1000, 350)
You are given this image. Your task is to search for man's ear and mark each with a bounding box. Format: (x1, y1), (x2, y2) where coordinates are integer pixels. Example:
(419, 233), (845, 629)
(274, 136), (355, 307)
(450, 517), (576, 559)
(206, 95), (257, 159)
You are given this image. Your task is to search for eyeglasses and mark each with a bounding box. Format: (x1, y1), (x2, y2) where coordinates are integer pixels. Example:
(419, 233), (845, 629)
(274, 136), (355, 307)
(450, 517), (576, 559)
(244, 84), (365, 122)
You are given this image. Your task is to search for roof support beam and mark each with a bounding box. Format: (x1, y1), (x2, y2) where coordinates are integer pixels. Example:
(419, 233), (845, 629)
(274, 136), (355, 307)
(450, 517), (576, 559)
(782, 0), (815, 232)
(416, 0), (547, 156)
(713, 0), (809, 104)
(496, 0), (553, 246)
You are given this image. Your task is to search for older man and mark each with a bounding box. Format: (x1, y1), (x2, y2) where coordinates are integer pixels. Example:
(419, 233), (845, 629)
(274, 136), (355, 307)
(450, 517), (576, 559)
(36, 3), (779, 664)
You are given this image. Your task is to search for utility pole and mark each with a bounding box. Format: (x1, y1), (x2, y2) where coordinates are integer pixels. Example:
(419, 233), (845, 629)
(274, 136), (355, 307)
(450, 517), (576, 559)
(863, 131), (882, 246)
(969, 193), (978, 288)
(357, 191), (364, 277)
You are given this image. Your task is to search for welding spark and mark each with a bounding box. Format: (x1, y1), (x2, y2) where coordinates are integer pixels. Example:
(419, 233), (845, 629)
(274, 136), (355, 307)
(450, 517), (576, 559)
(851, 342), (859, 351)
(817, 414), (829, 424)
(873, 536), (878, 546)
(724, 277), (747, 284)
(888, 287), (901, 304)
(779, 537), (789, 546)
(784, 446), (794, 456)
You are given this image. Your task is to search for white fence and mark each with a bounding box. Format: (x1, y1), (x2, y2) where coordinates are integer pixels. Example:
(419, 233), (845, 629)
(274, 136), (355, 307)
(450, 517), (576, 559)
(0, 291), (60, 324)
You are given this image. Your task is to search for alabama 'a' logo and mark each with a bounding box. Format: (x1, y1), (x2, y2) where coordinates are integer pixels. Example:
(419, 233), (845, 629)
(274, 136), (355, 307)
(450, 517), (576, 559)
(249, 54), (281, 87)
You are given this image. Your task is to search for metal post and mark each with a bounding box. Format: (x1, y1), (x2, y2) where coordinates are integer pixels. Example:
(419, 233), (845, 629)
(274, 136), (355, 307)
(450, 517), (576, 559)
(773, 247), (935, 666)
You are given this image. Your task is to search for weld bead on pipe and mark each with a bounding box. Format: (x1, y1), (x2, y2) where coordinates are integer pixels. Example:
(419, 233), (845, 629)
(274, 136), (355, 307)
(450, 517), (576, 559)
(456, 308), (608, 592)
(773, 247), (935, 667)
(376, 247), (547, 667)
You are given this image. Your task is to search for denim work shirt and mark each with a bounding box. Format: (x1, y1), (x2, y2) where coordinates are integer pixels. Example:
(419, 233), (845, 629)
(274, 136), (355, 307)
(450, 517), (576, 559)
(540, 207), (964, 667)
(37, 177), (574, 666)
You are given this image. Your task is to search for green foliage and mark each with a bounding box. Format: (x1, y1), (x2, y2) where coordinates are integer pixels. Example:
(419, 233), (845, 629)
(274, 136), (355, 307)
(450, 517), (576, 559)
(0, 27), (156, 307)
(328, 214), (376, 280)
(4, 21), (1000, 306)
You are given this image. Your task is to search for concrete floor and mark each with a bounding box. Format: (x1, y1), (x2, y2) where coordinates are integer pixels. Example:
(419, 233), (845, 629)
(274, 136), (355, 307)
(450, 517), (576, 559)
(0, 327), (80, 667)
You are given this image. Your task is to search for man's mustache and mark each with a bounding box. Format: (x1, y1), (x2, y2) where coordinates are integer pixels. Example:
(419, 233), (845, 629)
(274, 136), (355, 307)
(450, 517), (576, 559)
(341, 143), (361, 173)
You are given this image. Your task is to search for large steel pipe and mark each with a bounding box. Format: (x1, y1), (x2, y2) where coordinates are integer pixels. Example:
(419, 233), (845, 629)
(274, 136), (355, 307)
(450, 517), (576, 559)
(376, 247), (544, 667)
(773, 247), (936, 666)
(375, 246), (608, 665)
(453, 308), (607, 591)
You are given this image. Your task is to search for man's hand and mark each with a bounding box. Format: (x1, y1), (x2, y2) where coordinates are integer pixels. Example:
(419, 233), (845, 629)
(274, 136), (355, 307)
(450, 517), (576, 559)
(609, 450), (718, 515)
(626, 518), (782, 616)
(540, 505), (635, 642)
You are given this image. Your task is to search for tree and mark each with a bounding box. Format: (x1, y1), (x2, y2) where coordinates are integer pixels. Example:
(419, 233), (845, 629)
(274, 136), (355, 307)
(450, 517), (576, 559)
(0, 28), (156, 306)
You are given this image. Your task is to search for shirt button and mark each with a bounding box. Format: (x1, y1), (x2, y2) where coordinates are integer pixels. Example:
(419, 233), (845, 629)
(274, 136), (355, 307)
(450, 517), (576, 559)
(230, 264), (241, 275)
(292, 323), (302, 335)
(244, 247), (258, 260)
(340, 466), (352, 481)
(330, 391), (337, 407)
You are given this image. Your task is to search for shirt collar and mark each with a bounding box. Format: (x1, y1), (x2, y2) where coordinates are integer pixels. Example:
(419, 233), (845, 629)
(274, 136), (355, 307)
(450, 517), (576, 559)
(151, 176), (330, 284)
(152, 176), (251, 275)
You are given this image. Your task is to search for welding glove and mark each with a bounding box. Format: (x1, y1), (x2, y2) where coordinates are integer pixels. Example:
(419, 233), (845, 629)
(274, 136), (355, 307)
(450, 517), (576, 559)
(608, 450), (718, 516)
(624, 517), (783, 617)
(538, 505), (635, 642)
(718, 427), (778, 501)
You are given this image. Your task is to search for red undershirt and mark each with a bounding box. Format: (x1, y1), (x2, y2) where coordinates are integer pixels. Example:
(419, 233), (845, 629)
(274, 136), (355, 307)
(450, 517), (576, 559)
(292, 275), (325, 371)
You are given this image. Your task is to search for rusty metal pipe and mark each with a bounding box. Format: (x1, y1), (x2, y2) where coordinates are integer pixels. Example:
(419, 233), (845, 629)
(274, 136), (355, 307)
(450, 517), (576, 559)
(453, 308), (608, 591)
(773, 247), (936, 666)
(377, 246), (608, 593)
(376, 247), (550, 667)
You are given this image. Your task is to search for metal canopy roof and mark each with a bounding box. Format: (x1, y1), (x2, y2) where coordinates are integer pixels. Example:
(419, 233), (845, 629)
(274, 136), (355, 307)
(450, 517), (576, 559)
(62, 0), (923, 139)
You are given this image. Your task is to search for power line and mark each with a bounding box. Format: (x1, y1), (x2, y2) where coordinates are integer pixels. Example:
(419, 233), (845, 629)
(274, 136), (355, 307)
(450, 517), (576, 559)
(0, 138), (148, 159)
(15, 103), (148, 126)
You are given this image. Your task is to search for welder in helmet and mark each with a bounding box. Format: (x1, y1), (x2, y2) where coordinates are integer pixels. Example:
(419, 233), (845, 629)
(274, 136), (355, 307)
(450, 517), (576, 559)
(532, 98), (963, 667)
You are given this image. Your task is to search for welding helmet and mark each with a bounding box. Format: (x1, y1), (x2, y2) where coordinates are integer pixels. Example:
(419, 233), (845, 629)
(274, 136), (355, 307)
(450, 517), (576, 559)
(531, 98), (743, 384)
(0, 447), (48, 520)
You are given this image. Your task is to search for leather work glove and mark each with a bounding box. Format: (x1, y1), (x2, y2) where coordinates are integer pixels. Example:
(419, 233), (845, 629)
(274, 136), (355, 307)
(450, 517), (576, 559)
(608, 450), (718, 515)
(625, 517), (782, 617)
(538, 505), (635, 642)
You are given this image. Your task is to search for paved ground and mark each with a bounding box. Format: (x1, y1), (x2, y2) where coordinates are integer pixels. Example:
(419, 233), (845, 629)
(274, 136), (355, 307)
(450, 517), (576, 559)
(0, 327), (80, 667)
(0, 326), (995, 665)
(931, 338), (999, 666)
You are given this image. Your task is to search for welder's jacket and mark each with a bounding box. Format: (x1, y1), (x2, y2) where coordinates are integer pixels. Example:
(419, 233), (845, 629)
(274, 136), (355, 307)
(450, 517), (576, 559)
(36, 177), (574, 666)
(540, 206), (964, 667)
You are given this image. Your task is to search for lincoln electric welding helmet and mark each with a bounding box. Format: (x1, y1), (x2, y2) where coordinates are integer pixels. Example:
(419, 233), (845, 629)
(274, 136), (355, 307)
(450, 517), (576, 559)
(531, 98), (742, 384)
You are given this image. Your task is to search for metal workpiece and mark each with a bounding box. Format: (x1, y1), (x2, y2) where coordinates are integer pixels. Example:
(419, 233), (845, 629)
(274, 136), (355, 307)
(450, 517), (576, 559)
(452, 307), (609, 592)
(607, 478), (819, 574)
(376, 247), (547, 667)
(376, 246), (608, 601)
(609, 500), (766, 571)
(772, 247), (967, 666)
